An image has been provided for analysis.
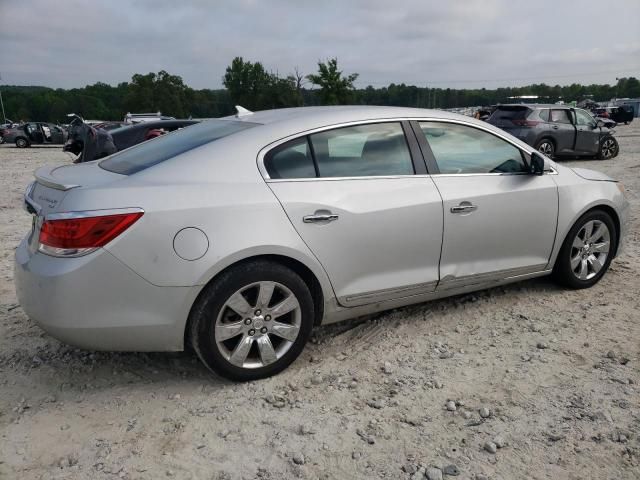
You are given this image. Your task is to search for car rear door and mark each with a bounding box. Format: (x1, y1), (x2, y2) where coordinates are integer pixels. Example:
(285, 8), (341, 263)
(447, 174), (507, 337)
(572, 109), (601, 154)
(263, 121), (443, 307)
(549, 109), (576, 153)
(413, 120), (558, 289)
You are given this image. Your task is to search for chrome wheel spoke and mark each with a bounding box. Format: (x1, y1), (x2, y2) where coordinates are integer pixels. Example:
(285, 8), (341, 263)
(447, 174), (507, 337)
(572, 236), (584, 249)
(216, 320), (245, 341)
(226, 291), (253, 317)
(592, 241), (609, 253)
(582, 221), (594, 241)
(256, 335), (278, 365)
(588, 254), (603, 273)
(271, 321), (300, 342)
(589, 224), (606, 243)
(570, 254), (582, 271)
(229, 335), (253, 367)
(257, 282), (276, 309)
(270, 295), (299, 318)
(578, 259), (589, 280)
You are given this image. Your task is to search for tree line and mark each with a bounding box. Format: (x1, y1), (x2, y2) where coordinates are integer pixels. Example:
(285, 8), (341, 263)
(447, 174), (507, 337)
(2, 58), (639, 124)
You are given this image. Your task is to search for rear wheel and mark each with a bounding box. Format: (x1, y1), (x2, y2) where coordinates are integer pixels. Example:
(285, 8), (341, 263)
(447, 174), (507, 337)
(15, 137), (29, 148)
(535, 138), (555, 158)
(597, 136), (618, 160)
(553, 210), (616, 289)
(189, 260), (314, 381)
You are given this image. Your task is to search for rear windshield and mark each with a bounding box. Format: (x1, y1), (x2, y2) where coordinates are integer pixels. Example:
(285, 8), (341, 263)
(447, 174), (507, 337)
(488, 107), (530, 121)
(100, 119), (258, 175)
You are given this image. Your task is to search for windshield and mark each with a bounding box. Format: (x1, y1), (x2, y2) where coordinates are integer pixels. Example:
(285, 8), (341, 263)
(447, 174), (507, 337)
(100, 119), (258, 175)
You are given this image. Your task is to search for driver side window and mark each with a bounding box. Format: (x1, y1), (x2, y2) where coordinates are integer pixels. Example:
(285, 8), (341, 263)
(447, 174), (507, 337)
(574, 109), (595, 127)
(418, 122), (527, 174)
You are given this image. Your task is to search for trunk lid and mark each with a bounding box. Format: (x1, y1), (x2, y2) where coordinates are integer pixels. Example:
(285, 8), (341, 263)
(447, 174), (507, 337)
(27, 162), (125, 216)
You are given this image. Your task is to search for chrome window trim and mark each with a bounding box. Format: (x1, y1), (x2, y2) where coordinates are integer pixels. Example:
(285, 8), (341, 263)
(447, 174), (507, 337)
(44, 207), (145, 222)
(257, 116), (557, 181)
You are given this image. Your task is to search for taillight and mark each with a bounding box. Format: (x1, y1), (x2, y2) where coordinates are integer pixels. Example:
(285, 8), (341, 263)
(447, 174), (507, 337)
(38, 210), (143, 257)
(511, 119), (541, 126)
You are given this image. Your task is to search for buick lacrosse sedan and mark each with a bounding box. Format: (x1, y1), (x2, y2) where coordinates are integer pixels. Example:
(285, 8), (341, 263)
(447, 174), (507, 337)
(15, 106), (629, 380)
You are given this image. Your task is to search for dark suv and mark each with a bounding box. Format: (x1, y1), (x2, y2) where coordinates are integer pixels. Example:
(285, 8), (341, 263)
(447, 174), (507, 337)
(487, 104), (619, 160)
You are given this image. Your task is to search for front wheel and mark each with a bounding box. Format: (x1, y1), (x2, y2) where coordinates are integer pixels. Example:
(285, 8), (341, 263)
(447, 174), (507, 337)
(553, 210), (617, 289)
(189, 261), (314, 381)
(535, 138), (555, 158)
(597, 136), (618, 160)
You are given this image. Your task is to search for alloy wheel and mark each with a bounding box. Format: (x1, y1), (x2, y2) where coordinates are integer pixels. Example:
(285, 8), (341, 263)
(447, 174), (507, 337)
(570, 220), (610, 281)
(214, 281), (302, 369)
(538, 142), (553, 156)
(601, 139), (617, 159)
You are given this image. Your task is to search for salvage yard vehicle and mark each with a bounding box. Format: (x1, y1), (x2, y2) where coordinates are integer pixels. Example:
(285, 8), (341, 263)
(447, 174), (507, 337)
(487, 104), (619, 159)
(110, 119), (199, 151)
(597, 106), (634, 125)
(3, 122), (68, 147)
(15, 106), (629, 381)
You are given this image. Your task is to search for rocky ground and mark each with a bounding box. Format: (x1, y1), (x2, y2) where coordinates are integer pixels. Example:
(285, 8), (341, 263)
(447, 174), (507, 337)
(0, 125), (639, 480)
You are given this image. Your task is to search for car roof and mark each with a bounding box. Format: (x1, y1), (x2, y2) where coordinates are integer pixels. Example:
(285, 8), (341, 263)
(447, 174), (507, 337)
(226, 105), (476, 129)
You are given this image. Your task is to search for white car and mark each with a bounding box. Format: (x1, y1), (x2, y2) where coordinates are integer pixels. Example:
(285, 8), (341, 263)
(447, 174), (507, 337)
(15, 106), (629, 380)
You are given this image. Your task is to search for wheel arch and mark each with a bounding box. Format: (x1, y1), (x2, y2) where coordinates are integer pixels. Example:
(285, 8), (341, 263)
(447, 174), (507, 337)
(555, 203), (621, 267)
(184, 253), (328, 349)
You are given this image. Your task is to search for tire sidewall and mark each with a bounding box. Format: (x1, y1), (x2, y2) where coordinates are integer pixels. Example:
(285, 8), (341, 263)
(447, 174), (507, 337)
(190, 261), (314, 381)
(16, 137), (28, 148)
(554, 210), (617, 289)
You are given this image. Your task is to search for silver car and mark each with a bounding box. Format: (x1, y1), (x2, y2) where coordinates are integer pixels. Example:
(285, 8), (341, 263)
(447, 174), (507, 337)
(14, 106), (629, 381)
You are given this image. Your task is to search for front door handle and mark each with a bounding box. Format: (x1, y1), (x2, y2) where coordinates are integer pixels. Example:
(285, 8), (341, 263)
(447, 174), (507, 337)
(450, 203), (478, 214)
(551, 125), (559, 129)
(303, 211), (339, 223)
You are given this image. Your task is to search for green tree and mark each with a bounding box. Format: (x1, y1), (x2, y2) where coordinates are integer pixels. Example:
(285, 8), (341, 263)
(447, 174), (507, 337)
(306, 58), (359, 105)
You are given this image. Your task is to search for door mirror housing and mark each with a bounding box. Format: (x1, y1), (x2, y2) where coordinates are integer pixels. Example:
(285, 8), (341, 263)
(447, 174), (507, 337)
(529, 151), (547, 175)
(595, 119), (604, 128)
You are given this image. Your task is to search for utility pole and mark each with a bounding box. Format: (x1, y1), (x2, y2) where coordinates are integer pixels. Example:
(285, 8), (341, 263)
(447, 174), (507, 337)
(0, 73), (6, 123)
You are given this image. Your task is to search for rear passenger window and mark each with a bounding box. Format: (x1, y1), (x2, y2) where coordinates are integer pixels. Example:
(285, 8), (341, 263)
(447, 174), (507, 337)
(550, 110), (571, 124)
(310, 123), (413, 177)
(538, 109), (550, 122)
(264, 137), (316, 179)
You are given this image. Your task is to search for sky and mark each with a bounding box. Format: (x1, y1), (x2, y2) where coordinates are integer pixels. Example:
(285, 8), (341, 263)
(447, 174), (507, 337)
(0, 0), (639, 90)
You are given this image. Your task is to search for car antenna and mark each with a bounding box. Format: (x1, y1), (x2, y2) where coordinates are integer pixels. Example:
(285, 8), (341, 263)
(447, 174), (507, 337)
(235, 105), (253, 118)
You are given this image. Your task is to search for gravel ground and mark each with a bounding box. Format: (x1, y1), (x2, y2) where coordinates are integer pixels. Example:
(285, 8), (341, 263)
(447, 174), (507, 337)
(0, 126), (639, 480)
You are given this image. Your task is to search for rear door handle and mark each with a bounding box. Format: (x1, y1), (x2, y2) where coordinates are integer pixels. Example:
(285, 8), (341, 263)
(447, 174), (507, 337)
(450, 203), (478, 214)
(303, 212), (339, 223)
(552, 125), (559, 129)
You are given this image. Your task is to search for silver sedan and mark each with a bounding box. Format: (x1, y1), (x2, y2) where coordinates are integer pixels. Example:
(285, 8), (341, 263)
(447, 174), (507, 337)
(15, 106), (629, 380)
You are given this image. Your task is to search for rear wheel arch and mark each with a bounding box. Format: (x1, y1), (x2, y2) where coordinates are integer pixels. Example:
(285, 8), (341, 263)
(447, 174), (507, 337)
(184, 254), (326, 349)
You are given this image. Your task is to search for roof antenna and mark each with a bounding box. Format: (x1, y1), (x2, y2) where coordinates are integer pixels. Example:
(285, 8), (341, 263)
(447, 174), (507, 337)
(235, 105), (253, 118)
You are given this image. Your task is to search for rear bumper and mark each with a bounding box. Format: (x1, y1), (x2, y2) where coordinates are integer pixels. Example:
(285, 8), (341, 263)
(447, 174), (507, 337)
(14, 238), (198, 351)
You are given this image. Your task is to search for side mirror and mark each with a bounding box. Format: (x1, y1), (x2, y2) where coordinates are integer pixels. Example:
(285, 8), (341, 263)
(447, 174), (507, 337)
(596, 119), (604, 128)
(530, 151), (546, 175)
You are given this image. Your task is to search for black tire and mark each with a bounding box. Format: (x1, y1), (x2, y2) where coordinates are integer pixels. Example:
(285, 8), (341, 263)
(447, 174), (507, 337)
(15, 137), (29, 148)
(189, 260), (315, 381)
(597, 136), (618, 160)
(553, 209), (617, 289)
(535, 138), (555, 158)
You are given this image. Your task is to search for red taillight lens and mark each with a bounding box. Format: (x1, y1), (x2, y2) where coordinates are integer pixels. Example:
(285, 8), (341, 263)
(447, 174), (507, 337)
(511, 119), (541, 126)
(39, 212), (143, 249)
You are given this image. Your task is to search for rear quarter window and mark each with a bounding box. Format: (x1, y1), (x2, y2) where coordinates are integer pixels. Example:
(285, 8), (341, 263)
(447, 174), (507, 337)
(100, 120), (258, 175)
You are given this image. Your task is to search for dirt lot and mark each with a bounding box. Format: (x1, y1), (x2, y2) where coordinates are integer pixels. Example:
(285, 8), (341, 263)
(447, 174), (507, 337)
(0, 125), (639, 480)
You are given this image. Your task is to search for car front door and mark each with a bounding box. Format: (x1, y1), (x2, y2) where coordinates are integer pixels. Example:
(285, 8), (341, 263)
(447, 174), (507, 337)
(263, 121), (443, 307)
(26, 123), (44, 143)
(572, 109), (601, 154)
(414, 121), (558, 290)
(549, 109), (576, 153)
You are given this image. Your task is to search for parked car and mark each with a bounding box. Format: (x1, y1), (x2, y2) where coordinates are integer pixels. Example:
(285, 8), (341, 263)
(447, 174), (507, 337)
(15, 106), (628, 381)
(2, 122), (68, 147)
(606, 106), (634, 125)
(110, 120), (200, 151)
(124, 112), (175, 124)
(487, 105), (619, 159)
